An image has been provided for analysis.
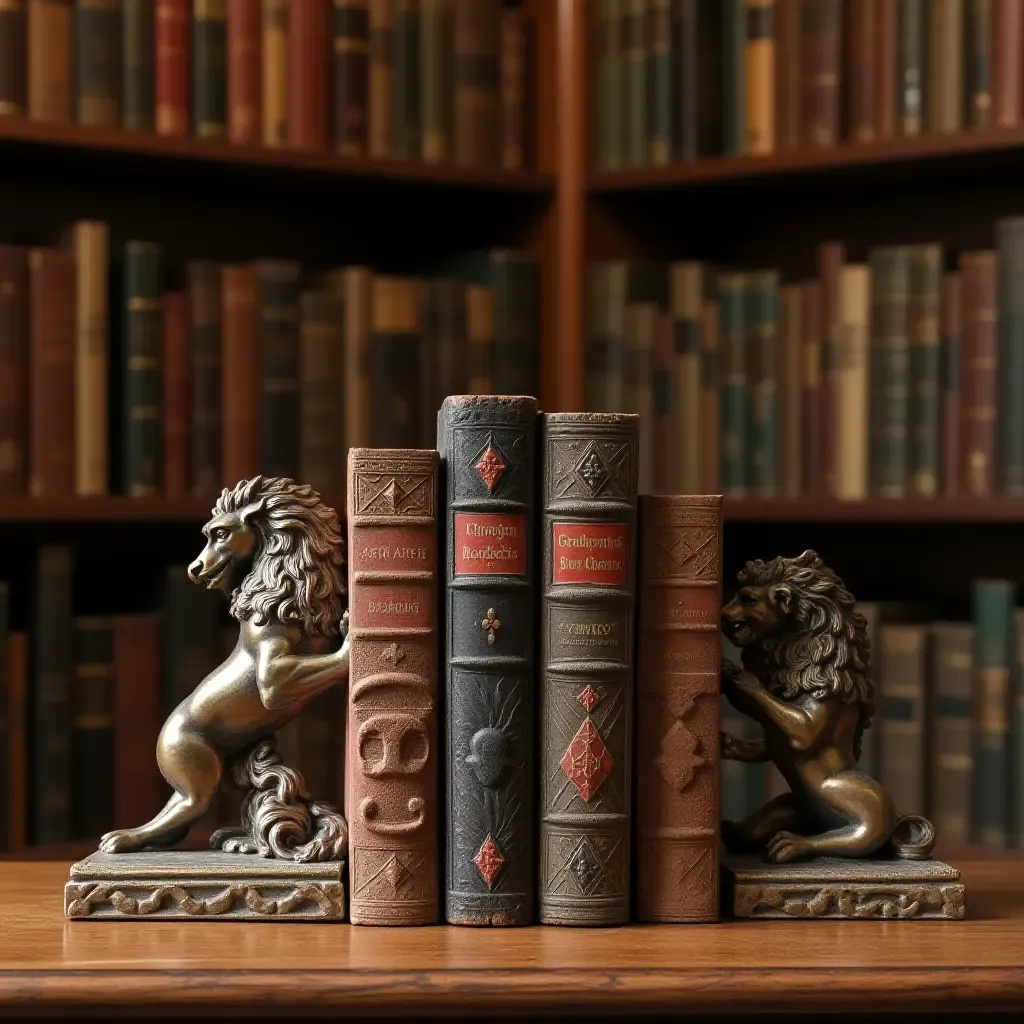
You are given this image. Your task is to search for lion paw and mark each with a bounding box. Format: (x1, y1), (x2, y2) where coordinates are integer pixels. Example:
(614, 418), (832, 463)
(339, 609), (350, 637)
(98, 828), (148, 854)
(721, 657), (741, 682)
(720, 732), (739, 759)
(766, 831), (812, 864)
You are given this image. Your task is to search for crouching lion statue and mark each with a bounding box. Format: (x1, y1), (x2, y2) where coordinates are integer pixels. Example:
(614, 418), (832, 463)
(720, 549), (935, 864)
(99, 476), (349, 863)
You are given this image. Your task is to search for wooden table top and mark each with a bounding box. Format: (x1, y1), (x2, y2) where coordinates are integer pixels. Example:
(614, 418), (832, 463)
(0, 859), (1021, 1018)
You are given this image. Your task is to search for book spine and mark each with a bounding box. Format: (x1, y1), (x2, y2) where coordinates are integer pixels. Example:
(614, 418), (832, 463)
(299, 289), (344, 497)
(346, 447), (439, 925)
(897, 0), (923, 135)
(773, 0), (799, 149)
(221, 265), (260, 484)
(596, 0), (623, 170)
(837, 264), (870, 501)
(874, 0), (897, 138)
(653, 312), (673, 493)
(500, 4), (525, 170)
(335, 0), (370, 155)
(420, 0), (450, 162)
(960, 250), (997, 497)
(540, 411), (638, 926)
(992, 0), (1020, 127)
(800, 280), (823, 495)
(907, 245), (942, 499)
(161, 564), (221, 714)
(622, 0), (647, 165)
(435, 277), (467, 402)
(371, 276), (420, 448)
(156, 0), (189, 135)
(971, 578), (1016, 848)
(718, 273), (747, 497)
(28, 0), (72, 121)
(869, 246), (909, 498)
(722, 0), (744, 155)
(801, 0), (839, 146)
(670, 0), (696, 159)
(744, 0), (774, 155)
(997, 218), (1024, 494)
(439, 395), (536, 925)
(927, 0), (963, 133)
(392, 0), (419, 157)
(227, 0), (260, 143)
(965, 0), (992, 129)
(0, 0), (26, 116)
(342, 266), (374, 450)
(418, 283), (438, 447)
(466, 283), (493, 395)
(72, 617), (115, 838)
(648, 0), (670, 166)
(72, 220), (109, 496)
(626, 303), (656, 495)
(747, 269), (779, 497)
(187, 260), (221, 496)
(930, 622), (974, 848)
(778, 282), (802, 498)
(369, 0), (393, 156)
(877, 624), (927, 816)
(193, 0), (228, 139)
(161, 292), (188, 498)
(669, 262), (702, 494)
(491, 250), (539, 398)
(289, 0), (329, 151)
(0, 245), (28, 496)
(122, 0), (154, 130)
(818, 241), (844, 497)
(635, 494), (721, 922)
(258, 260), (301, 479)
(28, 248), (75, 497)
(76, 0), (121, 126)
(261, 0), (288, 146)
(940, 271), (962, 498)
(847, 0), (876, 141)
(7, 630), (26, 849)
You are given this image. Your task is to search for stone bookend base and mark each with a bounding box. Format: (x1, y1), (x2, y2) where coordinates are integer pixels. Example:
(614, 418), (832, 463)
(725, 856), (965, 921)
(65, 851), (346, 921)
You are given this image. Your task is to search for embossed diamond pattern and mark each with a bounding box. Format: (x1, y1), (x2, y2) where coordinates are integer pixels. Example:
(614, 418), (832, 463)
(576, 685), (600, 713)
(474, 445), (506, 491)
(560, 718), (614, 801)
(573, 443), (610, 495)
(568, 838), (602, 895)
(383, 855), (410, 890)
(473, 834), (505, 889)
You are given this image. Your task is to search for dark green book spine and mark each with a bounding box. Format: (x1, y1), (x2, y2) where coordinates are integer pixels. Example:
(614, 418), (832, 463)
(965, 0), (991, 129)
(77, 0), (122, 126)
(122, 0), (154, 130)
(648, 0), (671, 165)
(192, 0), (227, 140)
(419, 0), (452, 161)
(394, 0), (421, 157)
(869, 246), (910, 497)
(908, 244), (942, 499)
(491, 250), (539, 397)
(72, 617), (115, 839)
(259, 261), (302, 479)
(898, 0), (924, 136)
(187, 260), (222, 497)
(747, 269), (779, 497)
(997, 217), (1024, 494)
(596, 0), (623, 169)
(719, 272), (748, 496)
(721, 0), (745, 155)
(623, 0), (648, 166)
(671, 0), (697, 161)
(123, 241), (163, 497)
(972, 578), (1016, 849)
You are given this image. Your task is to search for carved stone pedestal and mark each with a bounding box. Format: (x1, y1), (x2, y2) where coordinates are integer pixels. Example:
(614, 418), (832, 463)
(65, 851), (346, 921)
(725, 856), (965, 921)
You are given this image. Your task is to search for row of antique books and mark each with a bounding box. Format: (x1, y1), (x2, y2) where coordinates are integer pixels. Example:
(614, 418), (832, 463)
(592, 0), (1016, 170)
(0, 0), (531, 170)
(587, 223), (1021, 500)
(0, 227), (539, 501)
(724, 579), (1024, 853)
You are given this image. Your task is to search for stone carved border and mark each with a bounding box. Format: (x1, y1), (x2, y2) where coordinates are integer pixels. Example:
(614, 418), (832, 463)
(734, 882), (966, 920)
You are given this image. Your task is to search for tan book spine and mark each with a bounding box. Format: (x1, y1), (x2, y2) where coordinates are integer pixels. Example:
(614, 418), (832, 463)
(28, 0), (72, 122)
(928, 0), (964, 134)
(837, 264), (870, 501)
(369, 0), (393, 156)
(779, 282), (802, 499)
(261, 0), (288, 146)
(744, 0), (775, 155)
(699, 299), (720, 494)
(466, 284), (493, 394)
(670, 262), (703, 495)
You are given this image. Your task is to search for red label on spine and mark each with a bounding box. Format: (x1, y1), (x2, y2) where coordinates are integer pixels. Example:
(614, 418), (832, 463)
(551, 522), (628, 586)
(454, 513), (526, 575)
(352, 584), (433, 630)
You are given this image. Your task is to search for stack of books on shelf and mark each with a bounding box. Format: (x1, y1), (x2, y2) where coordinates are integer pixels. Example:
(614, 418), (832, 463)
(587, 221), (1024, 501)
(0, 226), (539, 503)
(0, 0), (532, 170)
(592, 0), (1014, 170)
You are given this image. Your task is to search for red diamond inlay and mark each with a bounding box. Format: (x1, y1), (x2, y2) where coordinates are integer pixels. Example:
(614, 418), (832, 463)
(560, 719), (614, 801)
(475, 446), (506, 490)
(473, 834), (505, 889)
(576, 685), (600, 713)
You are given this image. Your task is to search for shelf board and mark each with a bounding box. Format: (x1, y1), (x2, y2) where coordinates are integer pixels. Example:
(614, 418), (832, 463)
(589, 126), (1024, 193)
(723, 498), (1024, 524)
(0, 116), (554, 193)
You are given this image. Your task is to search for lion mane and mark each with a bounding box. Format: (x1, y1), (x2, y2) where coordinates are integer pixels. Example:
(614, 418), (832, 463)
(736, 548), (874, 760)
(212, 476), (345, 637)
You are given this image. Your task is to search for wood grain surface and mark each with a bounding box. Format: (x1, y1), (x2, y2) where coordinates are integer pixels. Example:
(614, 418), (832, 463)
(0, 860), (1020, 1017)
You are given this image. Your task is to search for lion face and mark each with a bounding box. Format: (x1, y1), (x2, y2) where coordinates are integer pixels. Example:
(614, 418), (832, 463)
(188, 511), (257, 593)
(721, 583), (793, 647)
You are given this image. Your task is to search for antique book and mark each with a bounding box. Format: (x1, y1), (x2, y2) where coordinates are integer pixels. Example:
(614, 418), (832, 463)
(721, 0), (744, 155)
(161, 291), (189, 499)
(0, 0), (25, 117)
(123, 0), (155, 130)
(748, 269), (779, 498)
(997, 218), (1024, 495)
(491, 250), (539, 400)
(72, 617), (115, 839)
(262, 0), (288, 146)
(539, 412), (639, 926)
(965, 0), (992, 130)
(187, 260), (221, 497)
(289, 0), (330, 150)
(648, 0), (670, 165)
(76, 0), (121, 126)
(898, 0), (924, 135)
(718, 272), (747, 497)
(699, 298), (719, 493)
(874, 0), (897, 138)
(837, 263), (869, 502)
(28, 0), (72, 122)
(907, 245), (942, 498)
(927, 0), (963, 134)
(466, 284), (494, 395)
(227, 0), (260, 143)
(940, 272), (962, 497)
(800, 280), (823, 496)
(846, 0), (876, 142)
(371, 276), (420, 448)
(778, 283), (802, 498)
(335, 0), (370, 155)
(992, 0), (1020, 127)
(393, 0), (420, 157)
(368, 0), (393, 156)
(193, 0), (227, 139)
(669, 262), (703, 496)
(635, 494), (721, 923)
(346, 448), (439, 925)
(499, 3), (525, 170)
(594, 0), (622, 170)
(222, 265), (260, 484)
(0, 245), (28, 496)
(959, 251), (997, 497)
(439, 395), (537, 926)
(454, 0), (499, 166)
(744, 0), (774, 155)
(774, 0), (800, 149)
(299, 289), (344, 498)
(801, 0), (839, 146)
(817, 241), (844, 498)
(155, 0), (189, 136)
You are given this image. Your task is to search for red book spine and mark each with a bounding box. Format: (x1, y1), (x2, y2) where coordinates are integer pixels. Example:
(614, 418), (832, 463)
(156, 0), (190, 136)
(0, 245), (28, 496)
(941, 271), (962, 498)
(654, 312), (673, 493)
(959, 251), (997, 498)
(801, 279), (823, 496)
(874, 0), (897, 138)
(801, 0), (840, 147)
(28, 248), (75, 498)
(228, 0), (261, 144)
(774, 0), (801, 150)
(817, 242), (844, 498)
(162, 291), (189, 499)
(222, 265), (260, 483)
(992, 0), (1021, 127)
(847, 0), (876, 141)
(289, 0), (330, 150)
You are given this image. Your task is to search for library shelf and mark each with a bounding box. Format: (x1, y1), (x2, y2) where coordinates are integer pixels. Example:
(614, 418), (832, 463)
(0, 497), (214, 523)
(723, 498), (1024, 524)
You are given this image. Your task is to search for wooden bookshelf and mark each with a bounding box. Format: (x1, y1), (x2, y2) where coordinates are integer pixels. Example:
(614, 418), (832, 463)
(723, 499), (1024, 524)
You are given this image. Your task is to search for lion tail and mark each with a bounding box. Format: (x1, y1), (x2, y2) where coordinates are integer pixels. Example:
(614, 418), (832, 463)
(889, 813), (936, 860)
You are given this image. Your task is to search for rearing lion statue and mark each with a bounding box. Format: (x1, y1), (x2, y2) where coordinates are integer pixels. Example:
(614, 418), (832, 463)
(99, 476), (350, 862)
(720, 549), (934, 863)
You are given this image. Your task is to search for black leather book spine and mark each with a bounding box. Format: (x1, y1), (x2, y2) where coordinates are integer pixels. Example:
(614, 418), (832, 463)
(439, 394), (537, 925)
(539, 411), (638, 926)
(258, 260), (302, 479)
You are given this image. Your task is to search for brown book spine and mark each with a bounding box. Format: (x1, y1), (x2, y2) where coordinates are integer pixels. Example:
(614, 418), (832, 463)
(774, 0), (801, 149)
(499, 4), (525, 170)
(228, 0), (261, 143)
(0, 245), (28, 496)
(928, 0), (964, 134)
(28, 0), (72, 122)
(801, 0), (839, 146)
(289, 0), (329, 150)
(800, 279), (823, 496)
(699, 299), (719, 493)
(874, 0), (897, 138)
(156, 0), (189, 135)
(368, 0), (392, 156)
(818, 242), (844, 497)
(221, 265), (260, 484)
(635, 494), (721, 923)
(28, 248), (75, 497)
(262, 0), (288, 146)
(299, 288), (344, 497)
(7, 630), (26, 850)
(161, 291), (189, 499)
(187, 260), (223, 497)
(960, 250), (997, 497)
(454, 0), (499, 166)
(335, 0), (370, 155)
(653, 312), (673, 493)
(847, 0), (876, 142)
(113, 616), (163, 829)
(346, 447), (439, 925)
(779, 282), (802, 498)
(941, 271), (962, 498)
(992, 0), (1021, 127)
(745, 0), (775, 155)
(0, 0), (26, 116)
